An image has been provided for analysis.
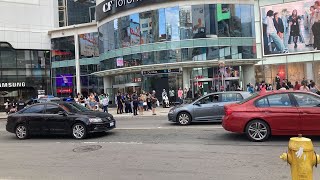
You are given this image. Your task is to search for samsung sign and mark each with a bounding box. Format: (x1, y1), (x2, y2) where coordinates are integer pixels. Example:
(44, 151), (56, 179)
(96, 0), (175, 21)
(0, 82), (26, 88)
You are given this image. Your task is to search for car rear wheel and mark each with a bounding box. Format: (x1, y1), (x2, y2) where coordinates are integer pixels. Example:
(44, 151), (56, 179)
(245, 120), (270, 142)
(72, 123), (87, 139)
(177, 112), (191, 125)
(15, 124), (28, 140)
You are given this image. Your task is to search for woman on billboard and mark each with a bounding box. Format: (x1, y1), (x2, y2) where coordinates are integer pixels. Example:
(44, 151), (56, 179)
(288, 9), (304, 48)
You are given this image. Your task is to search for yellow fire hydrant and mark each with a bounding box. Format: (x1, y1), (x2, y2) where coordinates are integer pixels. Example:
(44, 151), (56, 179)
(280, 135), (320, 180)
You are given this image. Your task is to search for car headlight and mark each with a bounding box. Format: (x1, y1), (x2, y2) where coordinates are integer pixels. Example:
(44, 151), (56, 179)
(107, 116), (112, 121)
(89, 118), (103, 123)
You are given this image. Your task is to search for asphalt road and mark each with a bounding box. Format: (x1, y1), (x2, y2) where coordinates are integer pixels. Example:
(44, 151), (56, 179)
(1, 116), (320, 180)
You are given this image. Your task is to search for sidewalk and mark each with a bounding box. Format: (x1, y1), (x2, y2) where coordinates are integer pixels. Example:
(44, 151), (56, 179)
(0, 107), (171, 120)
(108, 107), (170, 118)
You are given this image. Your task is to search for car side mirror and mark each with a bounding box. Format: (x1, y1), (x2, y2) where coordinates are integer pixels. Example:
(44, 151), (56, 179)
(58, 111), (67, 116)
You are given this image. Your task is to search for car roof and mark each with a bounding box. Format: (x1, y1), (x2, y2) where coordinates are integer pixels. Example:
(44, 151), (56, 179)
(206, 91), (250, 95)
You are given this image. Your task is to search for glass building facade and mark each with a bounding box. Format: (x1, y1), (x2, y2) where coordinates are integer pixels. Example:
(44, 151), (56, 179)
(97, 3), (257, 98)
(0, 42), (51, 110)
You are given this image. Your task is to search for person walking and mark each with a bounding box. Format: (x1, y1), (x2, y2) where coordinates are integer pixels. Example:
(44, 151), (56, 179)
(132, 92), (139, 116)
(138, 92), (145, 115)
(4, 99), (9, 114)
(124, 94), (132, 113)
(146, 92), (152, 110)
(151, 91), (158, 115)
(102, 94), (109, 113)
(161, 89), (167, 107)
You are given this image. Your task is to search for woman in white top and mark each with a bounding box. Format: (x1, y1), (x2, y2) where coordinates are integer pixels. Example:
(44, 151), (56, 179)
(299, 82), (310, 91)
(310, 81), (319, 94)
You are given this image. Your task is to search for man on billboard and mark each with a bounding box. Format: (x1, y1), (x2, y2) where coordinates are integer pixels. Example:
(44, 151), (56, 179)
(264, 10), (288, 54)
(313, 1), (320, 50)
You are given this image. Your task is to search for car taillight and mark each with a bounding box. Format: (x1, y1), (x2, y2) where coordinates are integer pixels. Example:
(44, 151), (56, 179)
(225, 108), (233, 116)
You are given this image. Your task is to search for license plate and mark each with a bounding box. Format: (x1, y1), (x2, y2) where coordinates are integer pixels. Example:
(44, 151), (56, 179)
(110, 122), (114, 127)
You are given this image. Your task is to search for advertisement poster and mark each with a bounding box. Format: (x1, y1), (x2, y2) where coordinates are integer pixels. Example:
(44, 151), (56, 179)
(261, 0), (319, 56)
(56, 74), (73, 87)
(128, 22), (141, 46)
(192, 5), (206, 38)
(116, 57), (124, 67)
(79, 32), (99, 57)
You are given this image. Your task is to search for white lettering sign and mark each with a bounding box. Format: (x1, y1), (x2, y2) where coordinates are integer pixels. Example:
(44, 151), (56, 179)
(0, 82), (26, 88)
(103, 0), (143, 13)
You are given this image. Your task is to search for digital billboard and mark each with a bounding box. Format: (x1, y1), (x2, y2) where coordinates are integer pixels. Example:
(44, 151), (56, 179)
(56, 74), (73, 87)
(79, 32), (99, 57)
(261, 0), (319, 56)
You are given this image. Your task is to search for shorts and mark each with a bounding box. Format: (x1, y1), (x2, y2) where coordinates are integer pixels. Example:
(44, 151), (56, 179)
(152, 103), (157, 108)
(139, 101), (144, 107)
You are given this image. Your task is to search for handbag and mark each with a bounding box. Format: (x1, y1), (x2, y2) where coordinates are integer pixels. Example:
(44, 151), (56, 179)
(143, 102), (147, 106)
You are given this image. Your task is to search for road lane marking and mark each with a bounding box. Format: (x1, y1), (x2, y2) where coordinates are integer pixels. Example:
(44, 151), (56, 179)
(116, 126), (223, 130)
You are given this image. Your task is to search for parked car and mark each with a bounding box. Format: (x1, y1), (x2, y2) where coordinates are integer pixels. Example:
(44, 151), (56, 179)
(222, 91), (320, 142)
(168, 91), (252, 125)
(6, 102), (116, 140)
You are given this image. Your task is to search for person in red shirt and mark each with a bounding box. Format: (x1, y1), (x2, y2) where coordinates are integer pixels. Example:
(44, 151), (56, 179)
(294, 81), (301, 90)
(260, 81), (267, 93)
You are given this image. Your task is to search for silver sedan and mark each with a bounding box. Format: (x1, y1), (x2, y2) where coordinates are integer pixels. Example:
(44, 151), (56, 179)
(168, 91), (252, 125)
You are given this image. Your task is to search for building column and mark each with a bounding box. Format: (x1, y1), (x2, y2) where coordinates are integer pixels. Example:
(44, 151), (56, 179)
(306, 62), (314, 81)
(74, 34), (81, 94)
(103, 76), (112, 95)
(182, 68), (192, 90)
(242, 65), (255, 89)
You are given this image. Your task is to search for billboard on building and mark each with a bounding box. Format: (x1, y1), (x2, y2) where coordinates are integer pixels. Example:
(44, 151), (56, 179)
(128, 22), (141, 46)
(56, 74), (73, 87)
(261, 0), (319, 56)
(79, 32), (99, 57)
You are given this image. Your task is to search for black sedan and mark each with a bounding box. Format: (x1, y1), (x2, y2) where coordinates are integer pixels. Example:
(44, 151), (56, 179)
(6, 102), (116, 139)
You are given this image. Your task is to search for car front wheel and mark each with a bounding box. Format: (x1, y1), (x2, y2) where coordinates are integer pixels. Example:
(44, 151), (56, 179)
(177, 112), (191, 125)
(15, 124), (28, 140)
(245, 120), (270, 142)
(72, 123), (87, 139)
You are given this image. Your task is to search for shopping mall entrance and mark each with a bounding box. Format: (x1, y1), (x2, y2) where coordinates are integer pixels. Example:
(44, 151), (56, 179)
(191, 77), (241, 97)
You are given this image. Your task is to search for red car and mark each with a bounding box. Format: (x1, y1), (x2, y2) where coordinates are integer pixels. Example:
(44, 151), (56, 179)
(222, 91), (320, 141)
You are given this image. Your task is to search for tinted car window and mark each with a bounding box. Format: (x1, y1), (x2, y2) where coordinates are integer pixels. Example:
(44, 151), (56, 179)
(268, 94), (292, 107)
(256, 98), (269, 107)
(22, 105), (45, 113)
(256, 94), (292, 107)
(199, 94), (219, 104)
(45, 104), (66, 114)
(221, 93), (242, 102)
(293, 93), (320, 107)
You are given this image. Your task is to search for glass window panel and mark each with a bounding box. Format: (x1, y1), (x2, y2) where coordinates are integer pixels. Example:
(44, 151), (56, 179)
(165, 7), (180, 41)
(158, 8), (167, 42)
(180, 6), (193, 40)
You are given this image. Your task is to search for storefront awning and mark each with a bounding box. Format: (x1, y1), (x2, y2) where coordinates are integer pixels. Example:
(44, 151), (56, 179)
(91, 59), (262, 77)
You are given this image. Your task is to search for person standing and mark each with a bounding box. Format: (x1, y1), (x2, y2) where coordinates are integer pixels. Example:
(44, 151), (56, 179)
(138, 92), (145, 115)
(132, 92), (139, 116)
(169, 89), (175, 106)
(264, 10), (287, 53)
(16, 98), (26, 112)
(300, 82), (310, 91)
(288, 9), (303, 48)
(273, 12), (284, 39)
(307, 6), (316, 47)
(4, 99), (9, 114)
(294, 81), (301, 90)
(161, 89), (167, 106)
(102, 94), (109, 113)
(310, 81), (319, 94)
(177, 87), (183, 104)
(116, 92), (123, 114)
(151, 91), (158, 115)
(146, 92), (152, 110)
(313, 1), (320, 50)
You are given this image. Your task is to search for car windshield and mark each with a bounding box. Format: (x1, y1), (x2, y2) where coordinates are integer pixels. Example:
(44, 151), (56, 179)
(69, 103), (90, 112)
(238, 93), (259, 104)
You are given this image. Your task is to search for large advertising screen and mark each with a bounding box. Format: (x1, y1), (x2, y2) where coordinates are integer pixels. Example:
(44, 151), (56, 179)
(261, 0), (320, 55)
(56, 74), (73, 87)
(79, 32), (99, 58)
(261, 0), (319, 56)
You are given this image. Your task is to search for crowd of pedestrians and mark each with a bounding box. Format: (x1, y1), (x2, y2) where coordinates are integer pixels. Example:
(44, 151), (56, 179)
(248, 74), (320, 95)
